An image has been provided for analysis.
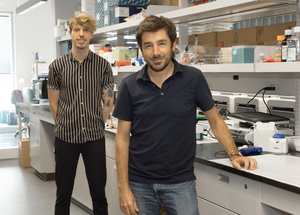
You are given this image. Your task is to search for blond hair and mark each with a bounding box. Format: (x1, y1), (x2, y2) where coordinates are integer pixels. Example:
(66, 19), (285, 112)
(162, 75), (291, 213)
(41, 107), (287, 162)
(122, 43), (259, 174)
(69, 12), (97, 33)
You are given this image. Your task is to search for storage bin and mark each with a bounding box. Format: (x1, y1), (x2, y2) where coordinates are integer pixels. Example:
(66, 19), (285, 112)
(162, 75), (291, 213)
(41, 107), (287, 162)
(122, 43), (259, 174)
(232, 46), (256, 63)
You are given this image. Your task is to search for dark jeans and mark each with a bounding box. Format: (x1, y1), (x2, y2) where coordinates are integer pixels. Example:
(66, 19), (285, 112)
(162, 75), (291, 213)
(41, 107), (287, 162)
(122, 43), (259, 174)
(54, 137), (108, 215)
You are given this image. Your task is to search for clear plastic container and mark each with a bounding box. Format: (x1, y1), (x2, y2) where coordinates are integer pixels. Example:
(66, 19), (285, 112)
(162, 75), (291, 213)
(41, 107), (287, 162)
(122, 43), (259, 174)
(281, 29), (292, 62)
(274, 35), (285, 62)
(287, 26), (300, 62)
(103, 48), (112, 64)
(99, 46), (104, 57)
(257, 53), (266, 63)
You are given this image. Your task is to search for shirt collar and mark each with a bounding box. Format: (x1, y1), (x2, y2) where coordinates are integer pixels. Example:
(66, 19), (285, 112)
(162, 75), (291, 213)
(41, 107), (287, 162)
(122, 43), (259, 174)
(67, 50), (93, 62)
(136, 58), (183, 81)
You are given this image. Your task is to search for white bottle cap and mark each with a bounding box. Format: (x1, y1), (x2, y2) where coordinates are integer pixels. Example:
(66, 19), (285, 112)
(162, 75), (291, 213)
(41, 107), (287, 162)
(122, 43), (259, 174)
(285, 29), (292, 36)
(293, 26), (300, 33)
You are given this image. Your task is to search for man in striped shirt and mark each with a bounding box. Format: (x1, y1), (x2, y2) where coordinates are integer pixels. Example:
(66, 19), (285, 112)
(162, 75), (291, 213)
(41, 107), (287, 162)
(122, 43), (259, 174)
(48, 12), (114, 215)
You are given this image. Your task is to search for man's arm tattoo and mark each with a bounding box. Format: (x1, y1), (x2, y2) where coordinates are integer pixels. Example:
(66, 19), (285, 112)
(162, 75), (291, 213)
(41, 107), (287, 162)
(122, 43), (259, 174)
(104, 87), (113, 107)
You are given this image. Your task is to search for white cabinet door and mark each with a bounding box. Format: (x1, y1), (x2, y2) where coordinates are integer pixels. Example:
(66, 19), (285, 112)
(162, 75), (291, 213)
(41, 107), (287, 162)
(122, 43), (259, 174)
(194, 162), (259, 215)
(29, 122), (40, 171)
(260, 183), (300, 215)
(198, 197), (238, 215)
(106, 156), (123, 215)
(73, 155), (93, 210)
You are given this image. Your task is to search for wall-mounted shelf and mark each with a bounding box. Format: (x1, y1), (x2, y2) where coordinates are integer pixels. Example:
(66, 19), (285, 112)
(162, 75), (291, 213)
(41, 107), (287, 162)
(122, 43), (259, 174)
(111, 62), (300, 75)
(57, 0), (297, 42)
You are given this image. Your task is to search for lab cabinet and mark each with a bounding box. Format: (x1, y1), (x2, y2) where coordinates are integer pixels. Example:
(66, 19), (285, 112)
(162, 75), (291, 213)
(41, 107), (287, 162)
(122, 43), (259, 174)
(72, 130), (123, 215)
(260, 183), (300, 215)
(197, 197), (238, 215)
(194, 162), (259, 215)
(106, 156), (123, 215)
(73, 155), (93, 210)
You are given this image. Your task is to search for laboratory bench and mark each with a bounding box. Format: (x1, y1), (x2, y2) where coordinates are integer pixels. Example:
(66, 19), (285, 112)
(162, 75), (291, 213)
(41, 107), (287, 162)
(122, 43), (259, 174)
(16, 102), (300, 215)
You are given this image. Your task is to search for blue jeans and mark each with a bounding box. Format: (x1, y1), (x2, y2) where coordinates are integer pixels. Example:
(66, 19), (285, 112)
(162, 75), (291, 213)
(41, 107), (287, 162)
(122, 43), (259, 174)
(129, 180), (199, 215)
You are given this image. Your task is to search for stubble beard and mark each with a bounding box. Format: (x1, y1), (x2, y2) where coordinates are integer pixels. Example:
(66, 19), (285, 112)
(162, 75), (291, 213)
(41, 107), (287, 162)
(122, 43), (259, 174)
(145, 50), (173, 72)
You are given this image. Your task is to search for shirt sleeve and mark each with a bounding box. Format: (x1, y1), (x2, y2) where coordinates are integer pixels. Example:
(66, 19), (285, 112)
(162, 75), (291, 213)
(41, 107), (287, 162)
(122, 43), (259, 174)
(102, 62), (114, 90)
(47, 63), (61, 91)
(195, 71), (215, 112)
(112, 79), (132, 122)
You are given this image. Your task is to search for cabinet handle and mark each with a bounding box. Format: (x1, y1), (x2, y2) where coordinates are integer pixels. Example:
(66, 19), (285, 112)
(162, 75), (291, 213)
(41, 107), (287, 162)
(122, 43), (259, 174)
(114, 165), (117, 170)
(218, 173), (229, 184)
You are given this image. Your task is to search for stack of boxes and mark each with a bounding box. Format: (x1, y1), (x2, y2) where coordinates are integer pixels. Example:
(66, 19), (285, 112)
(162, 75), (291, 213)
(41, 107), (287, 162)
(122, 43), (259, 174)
(82, 0), (95, 17)
(95, 0), (149, 28)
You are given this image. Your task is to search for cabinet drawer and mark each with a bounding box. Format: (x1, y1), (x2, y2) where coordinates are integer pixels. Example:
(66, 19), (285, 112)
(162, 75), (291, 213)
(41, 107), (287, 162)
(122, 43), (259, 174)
(198, 197), (238, 215)
(29, 110), (40, 126)
(194, 162), (258, 215)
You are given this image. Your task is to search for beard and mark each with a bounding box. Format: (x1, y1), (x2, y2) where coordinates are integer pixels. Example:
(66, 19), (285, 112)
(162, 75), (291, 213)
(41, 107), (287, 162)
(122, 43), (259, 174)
(144, 49), (173, 72)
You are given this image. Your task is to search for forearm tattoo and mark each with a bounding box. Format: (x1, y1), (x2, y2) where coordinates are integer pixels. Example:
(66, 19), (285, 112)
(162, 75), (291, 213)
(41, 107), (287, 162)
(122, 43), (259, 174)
(104, 87), (113, 107)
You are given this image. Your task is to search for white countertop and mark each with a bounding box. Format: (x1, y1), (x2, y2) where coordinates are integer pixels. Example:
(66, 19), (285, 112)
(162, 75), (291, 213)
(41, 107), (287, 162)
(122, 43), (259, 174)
(211, 154), (300, 189)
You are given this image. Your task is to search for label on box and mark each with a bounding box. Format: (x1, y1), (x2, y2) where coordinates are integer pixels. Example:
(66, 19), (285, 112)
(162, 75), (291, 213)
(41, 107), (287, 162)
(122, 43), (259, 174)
(105, 15), (109, 25)
(97, 13), (100, 20)
(104, 2), (108, 11)
(97, 0), (102, 2)
(115, 7), (129, 17)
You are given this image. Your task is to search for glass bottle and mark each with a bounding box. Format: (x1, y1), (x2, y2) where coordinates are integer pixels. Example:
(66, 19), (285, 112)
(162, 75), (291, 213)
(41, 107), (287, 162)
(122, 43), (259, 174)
(281, 29), (292, 62)
(274, 35), (285, 62)
(287, 26), (300, 62)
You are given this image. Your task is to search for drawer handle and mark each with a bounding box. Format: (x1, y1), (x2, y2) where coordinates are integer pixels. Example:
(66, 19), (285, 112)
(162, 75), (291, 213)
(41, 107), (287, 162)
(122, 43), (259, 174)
(218, 173), (229, 184)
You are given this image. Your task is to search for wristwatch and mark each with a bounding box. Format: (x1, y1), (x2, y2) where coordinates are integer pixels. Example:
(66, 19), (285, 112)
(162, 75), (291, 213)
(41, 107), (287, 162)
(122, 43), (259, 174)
(229, 153), (241, 161)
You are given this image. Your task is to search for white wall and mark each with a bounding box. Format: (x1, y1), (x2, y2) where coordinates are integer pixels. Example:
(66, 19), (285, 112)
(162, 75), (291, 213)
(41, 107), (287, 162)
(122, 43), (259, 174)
(0, 0), (56, 92)
(0, 0), (18, 11)
(1, 0), (81, 93)
(15, 0), (56, 91)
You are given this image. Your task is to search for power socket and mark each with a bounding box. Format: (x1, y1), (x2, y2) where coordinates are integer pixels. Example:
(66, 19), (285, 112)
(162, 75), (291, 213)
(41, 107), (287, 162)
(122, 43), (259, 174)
(265, 86), (277, 91)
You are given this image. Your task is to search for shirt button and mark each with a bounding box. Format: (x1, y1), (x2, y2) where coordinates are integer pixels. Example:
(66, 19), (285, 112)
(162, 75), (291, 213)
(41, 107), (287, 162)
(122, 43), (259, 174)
(161, 92), (164, 95)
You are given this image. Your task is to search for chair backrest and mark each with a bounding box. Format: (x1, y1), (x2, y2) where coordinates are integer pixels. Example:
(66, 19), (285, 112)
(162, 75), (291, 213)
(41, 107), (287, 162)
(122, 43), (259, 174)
(11, 90), (23, 105)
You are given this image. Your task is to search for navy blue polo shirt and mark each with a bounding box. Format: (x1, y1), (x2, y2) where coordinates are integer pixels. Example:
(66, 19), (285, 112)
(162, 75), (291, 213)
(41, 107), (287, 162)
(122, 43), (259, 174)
(113, 58), (214, 184)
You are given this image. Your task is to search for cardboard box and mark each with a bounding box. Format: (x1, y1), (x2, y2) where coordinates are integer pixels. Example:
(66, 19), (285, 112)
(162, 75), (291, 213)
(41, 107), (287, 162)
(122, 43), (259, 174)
(263, 21), (296, 45)
(54, 26), (66, 38)
(18, 138), (31, 168)
(176, 32), (217, 46)
(110, 4), (145, 25)
(217, 26), (264, 47)
(148, 0), (178, 6)
(110, 0), (149, 6)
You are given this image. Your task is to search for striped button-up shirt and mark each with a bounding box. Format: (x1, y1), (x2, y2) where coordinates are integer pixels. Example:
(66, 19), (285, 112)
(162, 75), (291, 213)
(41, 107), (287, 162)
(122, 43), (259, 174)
(47, 50), (114, 143)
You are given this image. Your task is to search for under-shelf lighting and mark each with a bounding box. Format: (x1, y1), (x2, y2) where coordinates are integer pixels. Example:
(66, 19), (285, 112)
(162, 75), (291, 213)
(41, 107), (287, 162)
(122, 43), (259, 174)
(16, 0), (47, 15)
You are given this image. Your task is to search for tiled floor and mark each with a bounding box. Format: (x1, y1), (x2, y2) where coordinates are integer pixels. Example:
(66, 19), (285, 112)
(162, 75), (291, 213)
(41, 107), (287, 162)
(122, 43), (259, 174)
(0, 159), (91, 215)
(0, 124), (91, 214)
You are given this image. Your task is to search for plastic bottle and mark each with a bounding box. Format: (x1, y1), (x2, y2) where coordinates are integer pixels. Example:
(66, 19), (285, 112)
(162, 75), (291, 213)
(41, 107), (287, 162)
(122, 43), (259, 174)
(274, 35), (285, 62)
(99, 46), (104, 57)
(287, 26), (300, 62)
(103, 48), (112, 64)
(281, 29), (292, 62)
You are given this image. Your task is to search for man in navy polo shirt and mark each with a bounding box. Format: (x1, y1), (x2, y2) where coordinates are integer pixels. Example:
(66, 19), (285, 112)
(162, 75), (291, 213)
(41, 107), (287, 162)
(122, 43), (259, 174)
(113, 15), (257, 215)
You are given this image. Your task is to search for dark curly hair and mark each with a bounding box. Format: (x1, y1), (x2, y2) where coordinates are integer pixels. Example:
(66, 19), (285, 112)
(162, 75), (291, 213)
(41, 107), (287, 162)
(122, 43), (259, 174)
(136, 15), (177, 51)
